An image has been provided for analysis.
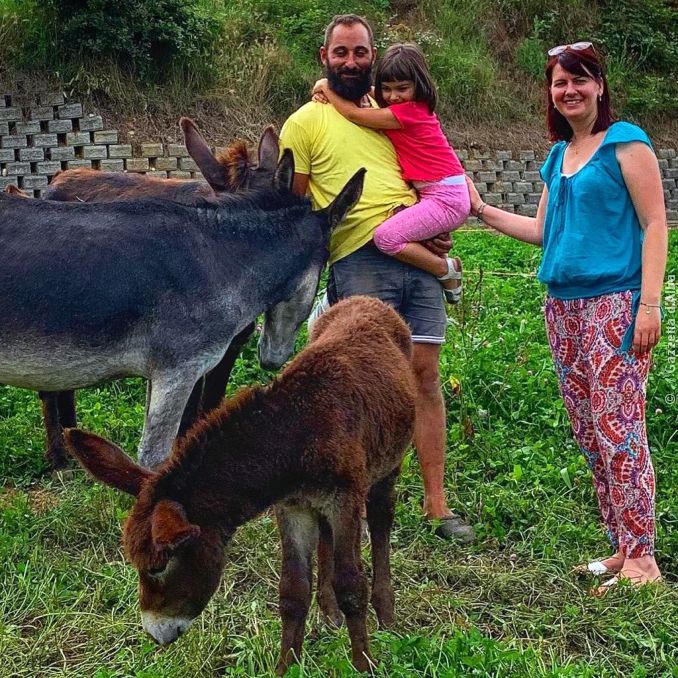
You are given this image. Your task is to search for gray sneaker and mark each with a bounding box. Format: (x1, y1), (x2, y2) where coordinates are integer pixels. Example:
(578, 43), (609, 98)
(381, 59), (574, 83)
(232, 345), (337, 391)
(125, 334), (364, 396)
(431, 514), (476, 543)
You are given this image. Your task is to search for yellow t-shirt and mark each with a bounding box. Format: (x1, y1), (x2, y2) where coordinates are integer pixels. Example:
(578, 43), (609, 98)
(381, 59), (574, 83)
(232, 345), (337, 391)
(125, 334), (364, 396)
(280, 101), (417, 265)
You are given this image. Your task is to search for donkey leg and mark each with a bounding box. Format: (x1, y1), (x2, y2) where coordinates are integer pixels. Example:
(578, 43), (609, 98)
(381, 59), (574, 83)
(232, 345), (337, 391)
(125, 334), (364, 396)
(330, 496), (372, 673)
(137, 370), (201, 469)
(275, 506), (318, 677)
(201, 323), (255, 414)
(57, 390), (77, 429)
(39, 392), (69, 470)
(317, 515), (343, 627)
(177, 376), (205, 436)
(366, 467), (399, 629)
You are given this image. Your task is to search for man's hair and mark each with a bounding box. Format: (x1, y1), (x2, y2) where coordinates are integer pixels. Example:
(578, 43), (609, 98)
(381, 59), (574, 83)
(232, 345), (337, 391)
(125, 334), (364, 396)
(323, 14), (374, 49)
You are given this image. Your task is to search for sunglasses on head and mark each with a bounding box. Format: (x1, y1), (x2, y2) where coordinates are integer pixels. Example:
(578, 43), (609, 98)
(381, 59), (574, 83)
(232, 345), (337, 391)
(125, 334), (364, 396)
(547, 41), (593, 56)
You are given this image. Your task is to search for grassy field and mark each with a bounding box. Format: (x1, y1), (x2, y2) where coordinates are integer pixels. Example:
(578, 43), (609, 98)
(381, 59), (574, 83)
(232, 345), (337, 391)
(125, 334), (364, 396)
(1, 230), (677, 677)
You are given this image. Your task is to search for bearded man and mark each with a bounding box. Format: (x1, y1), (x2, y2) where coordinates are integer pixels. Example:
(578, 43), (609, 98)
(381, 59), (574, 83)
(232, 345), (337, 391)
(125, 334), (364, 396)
(279, 14), (474, 543)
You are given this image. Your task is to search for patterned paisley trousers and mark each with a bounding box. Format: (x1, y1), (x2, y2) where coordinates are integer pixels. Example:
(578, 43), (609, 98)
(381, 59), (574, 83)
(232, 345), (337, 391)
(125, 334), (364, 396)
(545, 291), (655, 558)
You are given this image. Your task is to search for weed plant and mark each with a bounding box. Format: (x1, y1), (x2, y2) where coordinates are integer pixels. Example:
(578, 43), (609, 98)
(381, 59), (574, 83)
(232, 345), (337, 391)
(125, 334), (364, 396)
(1, 231), (676, 676)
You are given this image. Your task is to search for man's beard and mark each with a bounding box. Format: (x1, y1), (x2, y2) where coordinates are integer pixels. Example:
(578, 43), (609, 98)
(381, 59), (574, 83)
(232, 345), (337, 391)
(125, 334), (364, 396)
(326, 64), (373, 101)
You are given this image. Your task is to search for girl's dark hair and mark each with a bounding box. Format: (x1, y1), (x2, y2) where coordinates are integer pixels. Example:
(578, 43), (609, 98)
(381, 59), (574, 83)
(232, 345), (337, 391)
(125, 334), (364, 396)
(545, 45), (616, 141)
(375, 43), (438, 113)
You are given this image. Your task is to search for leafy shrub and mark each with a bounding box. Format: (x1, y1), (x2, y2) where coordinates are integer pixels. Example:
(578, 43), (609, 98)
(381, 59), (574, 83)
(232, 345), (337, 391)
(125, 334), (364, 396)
(48, 0), (222, 82)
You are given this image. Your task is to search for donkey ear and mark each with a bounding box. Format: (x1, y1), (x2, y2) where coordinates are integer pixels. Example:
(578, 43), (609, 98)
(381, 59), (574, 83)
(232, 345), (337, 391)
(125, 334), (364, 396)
(257, 125), (279, 172)
(326, 168), (366, 229)
(274, 148), (295, 192)
(64, 429), (153, 496)
(180, 117), (229, 192)
(151, 500), (201, 552)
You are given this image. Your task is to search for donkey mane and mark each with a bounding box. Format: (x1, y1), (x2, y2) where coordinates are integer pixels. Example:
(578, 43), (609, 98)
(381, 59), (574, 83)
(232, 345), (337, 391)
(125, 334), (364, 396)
(214, 140), (251, 191)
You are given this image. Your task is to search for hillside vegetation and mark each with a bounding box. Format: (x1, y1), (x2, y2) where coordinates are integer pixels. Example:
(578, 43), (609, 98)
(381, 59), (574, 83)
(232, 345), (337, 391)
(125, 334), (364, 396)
(1, 0), (676, 147)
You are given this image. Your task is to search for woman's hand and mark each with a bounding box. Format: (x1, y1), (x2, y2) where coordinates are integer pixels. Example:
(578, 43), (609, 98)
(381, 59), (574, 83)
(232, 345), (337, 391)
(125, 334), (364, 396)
(313, 78), (329, 95)
(465, 175), (483, 216)
(633, 306), (662, 354)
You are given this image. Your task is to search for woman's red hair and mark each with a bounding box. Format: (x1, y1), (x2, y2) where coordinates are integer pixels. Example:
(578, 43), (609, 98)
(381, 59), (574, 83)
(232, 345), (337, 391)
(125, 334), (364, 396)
(545, 46), (616, 141)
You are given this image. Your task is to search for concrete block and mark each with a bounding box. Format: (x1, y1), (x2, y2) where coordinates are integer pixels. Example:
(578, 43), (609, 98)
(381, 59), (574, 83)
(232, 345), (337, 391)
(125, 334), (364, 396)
(108, 144), (133, 158)
(464, 159), (482, 172)
(482, 159), (502, 171)
(471, 149), (490, 159)
(478, 171), (497, 183)
(483, 193), (502, 205)
(32, 133), (58, 148)
(142, 143), (164, 157)
(40, 92), (65, 106)
(179, 157), (198, 172)
(514, 182), (533, 193)
(6, 162), (30, 175)
(0, 177), (19, 189)
(154, 157), (177, 171)
(470, 182), (487, 194)
(528, 192), (543, 204)
(37, 161), (62, 175)
(492, 181), (514, 193)
(66, 132), (92, 146)
(666, 210), (678, 222)
(0, 107), (22, 122)
(506, 160), (524, 171)
(23, 175), (50, 189)
(502, 171), (521, 182)
(522, 171), (541, 182)
(0, 122), (8, 136)
(662, 179), (676, 190)
(169, 170), (192, 178)
(48, 119), (73, 134)
(0, 148), (15, 162)
(58, 103), (83, 119)
(665, 168), (678, 179)
(167, 144), (189, 157)
(456, 149), (469, 161)
(657, 159), (669, 170)
(519, 150), (535, 161)
(518, 204), (538, 216)
(19, 148), (45, 162)
(48, 146), (76, 161)
(65, 160), (93, 170)
(82, 145), (108, 160)
(496, 150), (512, 160)
(100, 159), (125, 172)
(507, 193), (525, 204)
(79, 115), (104, 132)
(657, 148), (676, 159)
(1, 135), (28, 149)
(29, 106), (54, 121)
(93, 130), (118, 144)
(15, 121), (42, 135)
(125, 158), (149, 172)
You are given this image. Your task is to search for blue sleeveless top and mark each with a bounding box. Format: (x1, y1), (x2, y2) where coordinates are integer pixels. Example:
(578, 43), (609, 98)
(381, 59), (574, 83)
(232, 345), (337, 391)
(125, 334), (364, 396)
(537, 121), (652, 303)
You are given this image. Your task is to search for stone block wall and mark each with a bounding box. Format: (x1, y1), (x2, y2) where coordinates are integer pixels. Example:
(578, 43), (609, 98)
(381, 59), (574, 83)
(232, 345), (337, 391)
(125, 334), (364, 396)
(1, 91), (677, 222)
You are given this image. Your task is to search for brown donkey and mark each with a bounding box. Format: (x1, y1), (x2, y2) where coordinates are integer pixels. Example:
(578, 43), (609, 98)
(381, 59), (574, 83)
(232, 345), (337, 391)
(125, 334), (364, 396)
(65, 296), (416, 674)
(38, 118), (279, 469)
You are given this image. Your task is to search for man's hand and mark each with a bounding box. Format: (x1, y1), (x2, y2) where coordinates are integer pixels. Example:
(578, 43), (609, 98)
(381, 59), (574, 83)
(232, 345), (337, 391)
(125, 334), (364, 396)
(422, 232), (453, 257)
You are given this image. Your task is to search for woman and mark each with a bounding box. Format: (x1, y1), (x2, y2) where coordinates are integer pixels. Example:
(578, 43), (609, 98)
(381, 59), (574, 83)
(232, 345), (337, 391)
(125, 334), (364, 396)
(467, 42), (667, 590)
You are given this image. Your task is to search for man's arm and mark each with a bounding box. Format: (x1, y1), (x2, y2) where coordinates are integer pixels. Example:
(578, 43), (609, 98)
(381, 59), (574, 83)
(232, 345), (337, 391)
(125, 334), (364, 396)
(292, 173), (310, 198)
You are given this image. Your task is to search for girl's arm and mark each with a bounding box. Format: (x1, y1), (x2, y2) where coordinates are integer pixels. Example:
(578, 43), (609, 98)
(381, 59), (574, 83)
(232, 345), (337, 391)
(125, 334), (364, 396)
(466, 176), (545, 245)
(312, 79), (401, 130)
(617, 141), (668, 354)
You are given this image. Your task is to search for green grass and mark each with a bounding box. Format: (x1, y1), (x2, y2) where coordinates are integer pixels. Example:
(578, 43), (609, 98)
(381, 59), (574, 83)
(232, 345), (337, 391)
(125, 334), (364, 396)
(1, 230), (677, 676)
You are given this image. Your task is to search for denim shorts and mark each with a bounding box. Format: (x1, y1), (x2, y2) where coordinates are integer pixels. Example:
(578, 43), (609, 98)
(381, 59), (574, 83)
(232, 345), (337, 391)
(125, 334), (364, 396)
(327, 242), (447, 344)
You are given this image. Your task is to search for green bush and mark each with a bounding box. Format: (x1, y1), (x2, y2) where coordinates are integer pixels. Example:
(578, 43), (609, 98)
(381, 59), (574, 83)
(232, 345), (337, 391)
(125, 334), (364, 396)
(49, 0), (222, 82)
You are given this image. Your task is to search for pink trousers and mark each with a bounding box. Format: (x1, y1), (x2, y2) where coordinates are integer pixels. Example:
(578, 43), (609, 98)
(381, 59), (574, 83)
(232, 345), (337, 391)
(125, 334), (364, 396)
(545, 291), (656, 558)
(373, 181), (470, 255)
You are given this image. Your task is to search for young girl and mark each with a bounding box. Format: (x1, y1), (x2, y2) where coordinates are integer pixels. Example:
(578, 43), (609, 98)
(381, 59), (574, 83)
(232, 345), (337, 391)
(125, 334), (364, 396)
(314, 42), (469, 303)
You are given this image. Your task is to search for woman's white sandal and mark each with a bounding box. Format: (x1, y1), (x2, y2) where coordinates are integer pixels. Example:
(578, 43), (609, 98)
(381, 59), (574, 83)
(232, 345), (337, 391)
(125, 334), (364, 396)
(438, 256), (463, 304)
(572, 561), (615, 577)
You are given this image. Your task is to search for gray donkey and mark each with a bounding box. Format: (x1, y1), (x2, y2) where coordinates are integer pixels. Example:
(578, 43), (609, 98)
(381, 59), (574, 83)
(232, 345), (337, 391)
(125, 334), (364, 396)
(0, 153), (365, 468)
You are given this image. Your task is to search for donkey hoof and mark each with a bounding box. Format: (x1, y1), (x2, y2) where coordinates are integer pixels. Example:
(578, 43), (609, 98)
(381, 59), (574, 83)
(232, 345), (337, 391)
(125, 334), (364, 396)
(275, 658), (295, 677)
(46, 446), (72, 472)
(352, 652), (376, 674)
(321, 607), (344, 628)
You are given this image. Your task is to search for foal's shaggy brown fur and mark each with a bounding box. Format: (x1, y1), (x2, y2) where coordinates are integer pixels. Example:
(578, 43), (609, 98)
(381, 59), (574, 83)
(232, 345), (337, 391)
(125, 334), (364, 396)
(66, 296), (416, 674)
